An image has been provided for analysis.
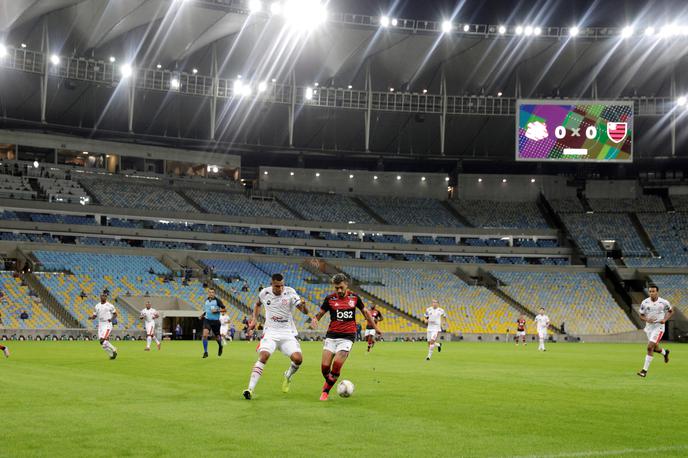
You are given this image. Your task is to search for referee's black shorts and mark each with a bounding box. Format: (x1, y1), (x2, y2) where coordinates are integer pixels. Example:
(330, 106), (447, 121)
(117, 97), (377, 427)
(203, 319), (221, 336)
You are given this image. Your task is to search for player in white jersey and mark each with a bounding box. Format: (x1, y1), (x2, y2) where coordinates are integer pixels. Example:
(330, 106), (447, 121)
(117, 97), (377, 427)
(219, 309), (231, 346)
(637, 285), (673, 378)
(425, 300), (446, 360)
(90, 294), (118, 359)
(243, 273), (317, 400)
(534, 308), (550, 351)
(139, 300), (161, 351)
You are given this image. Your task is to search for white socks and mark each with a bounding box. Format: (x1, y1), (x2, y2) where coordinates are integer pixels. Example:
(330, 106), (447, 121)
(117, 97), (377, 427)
(146, 336), (152, 348)
(538, 339), (545, 350)
(427, 344), (435, 359)
(102, 340), (116, 356)
(285, 362), (300, 380)
(660, 349), (666, 356)
(248, 361), (265, 391)
(643, 355), (653, 371)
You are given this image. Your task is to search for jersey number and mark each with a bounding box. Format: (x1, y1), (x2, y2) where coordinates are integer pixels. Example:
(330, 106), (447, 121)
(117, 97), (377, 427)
(336, 310), (354, 320)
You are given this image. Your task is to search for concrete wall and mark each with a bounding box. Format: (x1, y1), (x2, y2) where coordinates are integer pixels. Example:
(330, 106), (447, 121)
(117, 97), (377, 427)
(585, 180), (639, 198)
(0, 129), (241, 169)
(259, 167), (449, 199)
(457, 174), (575, 202)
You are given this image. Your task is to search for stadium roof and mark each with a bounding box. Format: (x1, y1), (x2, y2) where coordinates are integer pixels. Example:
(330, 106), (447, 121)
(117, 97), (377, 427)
(1, 0), (688, 165)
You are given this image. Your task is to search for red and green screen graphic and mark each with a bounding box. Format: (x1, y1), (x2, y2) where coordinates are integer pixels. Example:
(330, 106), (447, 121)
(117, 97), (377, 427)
(517, 100), (633, 162)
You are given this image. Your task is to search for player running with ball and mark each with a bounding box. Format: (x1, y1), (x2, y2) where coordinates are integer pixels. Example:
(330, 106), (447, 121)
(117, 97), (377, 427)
(313, 274), (382, 401)
(242, 274), (316, 400)
(637, 285), (673, 378)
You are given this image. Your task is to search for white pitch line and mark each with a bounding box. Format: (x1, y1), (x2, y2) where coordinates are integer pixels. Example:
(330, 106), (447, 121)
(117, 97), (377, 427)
(507, 444), (688, 458)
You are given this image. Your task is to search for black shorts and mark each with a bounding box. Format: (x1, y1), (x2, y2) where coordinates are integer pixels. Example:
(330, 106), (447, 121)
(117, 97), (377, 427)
(203, 319), (221, 336)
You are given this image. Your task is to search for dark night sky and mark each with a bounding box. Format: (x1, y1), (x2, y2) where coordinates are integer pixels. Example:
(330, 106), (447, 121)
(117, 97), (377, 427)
(331, 0), (687, 27)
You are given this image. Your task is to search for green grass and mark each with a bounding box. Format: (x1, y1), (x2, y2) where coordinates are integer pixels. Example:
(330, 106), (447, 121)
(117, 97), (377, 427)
(1, 341), (687, 457)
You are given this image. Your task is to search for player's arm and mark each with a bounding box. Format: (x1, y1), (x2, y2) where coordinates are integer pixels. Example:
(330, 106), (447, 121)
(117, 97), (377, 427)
(377, 311), (383, 322)
(213, 297), (226, 313)
(248, 300), (261, 331)
(296, 298), (317, 328)
(111, 308), (117, 322)
(660, 304), (674, 324)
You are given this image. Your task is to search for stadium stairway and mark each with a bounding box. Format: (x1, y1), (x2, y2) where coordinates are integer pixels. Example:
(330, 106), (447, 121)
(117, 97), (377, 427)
(303, 259), (425, 328)
(273, 196), (307, 219)
(74, 179), (101, 205)
(628, 213), (660, 257)
(441, 201), (473, 227)
(350, 197), (388, 224)
(160, 254), (183, 277)
(176, 190), (210, 213)
(478, 269), (562, 335)
(599, 266), (643, 329)
(22, 272), (81, 328)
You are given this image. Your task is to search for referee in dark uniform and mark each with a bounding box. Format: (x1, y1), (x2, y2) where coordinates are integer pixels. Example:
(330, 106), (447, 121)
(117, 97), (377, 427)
(201, 288), (226, 358)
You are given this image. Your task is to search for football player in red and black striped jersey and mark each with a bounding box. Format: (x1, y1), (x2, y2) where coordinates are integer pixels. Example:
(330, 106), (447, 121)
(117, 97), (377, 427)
(313, 273), (381, 401)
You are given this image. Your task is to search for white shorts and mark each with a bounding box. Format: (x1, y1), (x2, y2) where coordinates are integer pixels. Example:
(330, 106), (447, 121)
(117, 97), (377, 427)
(258, 334), (302, 357)
(145, 322), (155, 335)
(98, 322), (113, 340)
(323, 338), (353, 354)
(516, 331), (526, 337)
(645, 326), (665, 344)
(427, 329), (441, 342)
(364, 329), (376, 337)
(537, 329), (547, 339)
(220, 326), (228, 337)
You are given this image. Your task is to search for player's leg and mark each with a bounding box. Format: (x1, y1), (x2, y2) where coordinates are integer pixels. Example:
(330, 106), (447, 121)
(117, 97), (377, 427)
(281, 339), (303, 393)
(202, 324), (210, 358)
(426, 331), (437, 360)
(638, 340), (655, 377)
(213, 322), (223, 356)
(366, 331), (373, 352)
(320, 341), (336, 400)
(522, 334), (527, 346)
(245, 335), (276, 399)
(321, 348), (350, 400)
(153, 327), (161, 350)
(145, 325), (153, 350)
(652, 332), (669, 362)
(0, 343), (9, 357)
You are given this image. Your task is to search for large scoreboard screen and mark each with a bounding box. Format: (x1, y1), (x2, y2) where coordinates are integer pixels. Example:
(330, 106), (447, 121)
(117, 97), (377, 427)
(516, 100), (633, 162)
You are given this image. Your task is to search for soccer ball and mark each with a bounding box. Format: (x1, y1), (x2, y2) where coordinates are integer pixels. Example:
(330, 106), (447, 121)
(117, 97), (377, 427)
(337, 380), (354, 398)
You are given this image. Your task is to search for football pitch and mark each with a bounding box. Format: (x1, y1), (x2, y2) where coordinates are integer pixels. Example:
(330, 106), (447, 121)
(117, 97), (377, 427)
(1, 341), (687, 457)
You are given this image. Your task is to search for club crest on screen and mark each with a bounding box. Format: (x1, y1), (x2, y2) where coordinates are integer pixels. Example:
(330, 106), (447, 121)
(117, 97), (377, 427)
(607, 122), (627, 143)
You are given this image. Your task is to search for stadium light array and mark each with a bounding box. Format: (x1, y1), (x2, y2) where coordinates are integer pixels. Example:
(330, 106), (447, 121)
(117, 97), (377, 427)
(234, 80), (252, 97)
(20, 43), (26, 48)
(264, 171), (268, 175)
(271, 78), (277, 82)
(621, 26), (634, 38)
(391, 18), (398, 26)
(249, 0), (263, 13)
(389, 87), (395, 92)
(349, 174), (354, 179)
(33, 161), (39, 168)
(270, 1), (281, 14)
(156, 63), (162, 69)
(422, 89), (428, 94)
(305, 86), (314, 100)
(212, 166), (219, 173)
(50, 54), (60, 65)
(192, 68), (198, 74)
(570, 27), (579, 37)
(283, 0), (327, 30)
(497, 91), (503, 96)
(290, 171), (294, 176)
(109, 56), (116, 63)
(445, 177), (450, 182)
(534, 27), (542, 36)
(498, 25), (506, 34)
(120, 64), (133, 78)
(315, 172), (320, 177)
(347, 84), (353, 89)
(441, 20), (452, 33)
(258, 81), (268, 92)
(502, 178), (507, 183)
(421, 176), (426, 181)
(396, 175), (401, 180)
(515, 26), (524, 35)
(0, 44), (6, 58)
(645, 26), (655, 36)
(524, 26), (533, 36)
(373, 175), (378, 180)
(463, 24), (470, 32)
(380, 16), (390, 27)
(531, 178), (536, 183)
(170, 78), (180, 90)
(478, 178), (482, 182)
